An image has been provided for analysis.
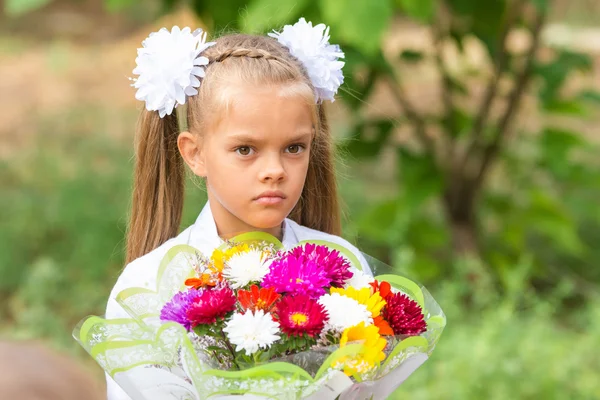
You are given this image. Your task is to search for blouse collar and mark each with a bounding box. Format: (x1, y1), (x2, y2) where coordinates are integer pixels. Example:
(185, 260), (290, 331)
(187, 201), (298, 255)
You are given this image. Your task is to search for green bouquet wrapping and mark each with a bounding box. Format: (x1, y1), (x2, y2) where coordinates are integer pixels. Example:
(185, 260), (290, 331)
(74, 233), (446, 399)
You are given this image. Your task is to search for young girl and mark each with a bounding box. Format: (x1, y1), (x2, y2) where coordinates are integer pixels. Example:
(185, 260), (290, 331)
(105, 18), (372, 400)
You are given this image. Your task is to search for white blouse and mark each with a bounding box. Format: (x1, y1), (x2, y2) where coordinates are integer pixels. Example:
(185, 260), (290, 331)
(105, 201), (371, 400)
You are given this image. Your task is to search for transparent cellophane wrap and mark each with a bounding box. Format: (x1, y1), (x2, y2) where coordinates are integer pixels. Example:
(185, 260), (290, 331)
(74, 236), (446, 400)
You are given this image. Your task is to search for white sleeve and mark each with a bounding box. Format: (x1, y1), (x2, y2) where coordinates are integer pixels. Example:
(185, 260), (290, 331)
(104, 262), (143, 400)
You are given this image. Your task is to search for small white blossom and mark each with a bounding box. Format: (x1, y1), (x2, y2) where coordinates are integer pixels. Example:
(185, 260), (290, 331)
(318, 293), (372, 333)
(131, 26), (215, 118)
(269, 18), (344, 103)
(223, 310), (280, 355)
(343, 266), (375, 290)
(222, 249), (271, 289)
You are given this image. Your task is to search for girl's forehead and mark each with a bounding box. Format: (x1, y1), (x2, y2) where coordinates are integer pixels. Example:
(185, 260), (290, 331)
(207, 83), (316, 139)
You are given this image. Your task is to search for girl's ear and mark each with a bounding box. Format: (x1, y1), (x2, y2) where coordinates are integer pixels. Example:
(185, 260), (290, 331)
(178, 131), (207, 177)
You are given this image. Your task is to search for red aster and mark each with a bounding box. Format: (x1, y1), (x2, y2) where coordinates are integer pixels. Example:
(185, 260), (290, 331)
(276, 294), (327, 338)
(238, 285), (281, 312)
(383, 292), (427, 336)
(186, 286), (236, 327)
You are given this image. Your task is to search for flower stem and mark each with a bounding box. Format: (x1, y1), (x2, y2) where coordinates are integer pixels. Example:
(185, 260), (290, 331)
(219, 328), (240, 370)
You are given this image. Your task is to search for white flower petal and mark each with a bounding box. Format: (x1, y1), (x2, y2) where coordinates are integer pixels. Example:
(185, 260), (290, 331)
(344, 267), (375, 290)
(130, 26), (214, 117)
(222, 249), (270, 289)
(223, 310), (280, 356)
(269, 18), (344, 103)
(318, 293), (372, 333)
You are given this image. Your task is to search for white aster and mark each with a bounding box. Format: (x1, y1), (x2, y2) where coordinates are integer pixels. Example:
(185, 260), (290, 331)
(222, 249), (271, 289)
(269, 18), (344, 103)
(223, 310), (280, 355)
(343, 266), (375, 290)
(318, 293), (373, 333)
(131, 26), (215, 118)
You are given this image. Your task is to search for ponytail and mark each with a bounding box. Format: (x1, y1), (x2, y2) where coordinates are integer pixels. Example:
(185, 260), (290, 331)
(289, 104), (341, 235)
(126, 110), (185, 264)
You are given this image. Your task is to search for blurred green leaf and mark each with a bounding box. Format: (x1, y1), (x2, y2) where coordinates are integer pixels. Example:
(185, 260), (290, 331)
(534, 51), (593, 106)
(578, 89), (600, 104)
(542, 99), (587, 116)
(241, 0), (309, 33)
(396, 0), (434, 22)
(319, 0), (393, 55)
(400, 49), (424, 63)
(105, 0), (136, 13)
(539, 128), (584, 160)
(398, 148), (443, 207)
(357, 198), (401, 244)
(446, 0), (505, 58)
(4, 0), (51, 17)
(339, 120), (395, 158)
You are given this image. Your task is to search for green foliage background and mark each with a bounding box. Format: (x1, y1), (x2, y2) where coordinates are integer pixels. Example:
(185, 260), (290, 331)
(2, 0), (600, 398)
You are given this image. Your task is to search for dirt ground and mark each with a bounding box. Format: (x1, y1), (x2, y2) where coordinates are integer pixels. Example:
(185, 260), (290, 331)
(1, 5), (599, 160)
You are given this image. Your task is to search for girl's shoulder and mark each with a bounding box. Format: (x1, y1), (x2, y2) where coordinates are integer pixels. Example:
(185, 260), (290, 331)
(286, 219), (373, 275)
(105, 226), (194, 319)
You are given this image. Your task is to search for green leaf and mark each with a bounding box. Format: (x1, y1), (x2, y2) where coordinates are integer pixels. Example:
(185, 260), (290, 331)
(539, 128), (584, 161)
(241, 0), (309, 33)
(578, 89), (600, 104)
(357, 198), (401, 244)
(542, 99), (587, 116)
(400, 49), (424, 63)
(535, 51), (592, 105)
(397, 148), (443, 207)
(339, 120), (395, 159)
(105, 0), (135, 13)
(4, 0), (51, 17)
(319, 0), (393, 55)
(396, 0), (434, 22)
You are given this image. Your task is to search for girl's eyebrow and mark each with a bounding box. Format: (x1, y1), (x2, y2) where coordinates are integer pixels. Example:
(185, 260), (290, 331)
(226, 131), (313, 144)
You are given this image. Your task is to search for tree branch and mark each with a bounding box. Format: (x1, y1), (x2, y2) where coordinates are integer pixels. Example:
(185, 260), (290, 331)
(385, 72), (436, 156)
(432, 1), (457, 140)
(460, 0), (524, 173)
(474, 7), (546, 189)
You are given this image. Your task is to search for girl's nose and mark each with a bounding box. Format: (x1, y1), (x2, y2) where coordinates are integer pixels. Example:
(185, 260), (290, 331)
(258, 154), (287, 182)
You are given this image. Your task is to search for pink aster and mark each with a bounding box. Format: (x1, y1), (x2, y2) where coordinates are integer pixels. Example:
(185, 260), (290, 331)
(185, 286), (236, 327)
(261, 252), (330, 298)
(291, 243), (353, 287)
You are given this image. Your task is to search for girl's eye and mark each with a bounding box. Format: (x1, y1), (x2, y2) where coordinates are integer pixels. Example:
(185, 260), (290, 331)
(286, 144), (305, 154)
(235, 146), (253, 156)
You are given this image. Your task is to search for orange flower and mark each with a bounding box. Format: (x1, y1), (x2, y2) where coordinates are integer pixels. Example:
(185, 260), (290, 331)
(373, 315), (394, 336)
(370, 280), (392, 299)
(185, 273), (219, 289)
(238, 285), (281, 312)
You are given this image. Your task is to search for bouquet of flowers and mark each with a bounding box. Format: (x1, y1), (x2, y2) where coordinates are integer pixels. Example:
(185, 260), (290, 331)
(74, 233), (446, 399)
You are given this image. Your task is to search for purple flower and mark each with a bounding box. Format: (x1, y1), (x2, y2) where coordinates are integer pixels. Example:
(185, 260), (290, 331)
(160, 289), (202, 331)
(262, 252), (330, 298)
(291, 243), (353, 287)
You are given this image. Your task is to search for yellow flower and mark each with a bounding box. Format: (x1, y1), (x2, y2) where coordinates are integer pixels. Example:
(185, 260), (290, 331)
(210, 243), (250, 273)
(336, 322), (387, 375)
(331, 287), (386, 318)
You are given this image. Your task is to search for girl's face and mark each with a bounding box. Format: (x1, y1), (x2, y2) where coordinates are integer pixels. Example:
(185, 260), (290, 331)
(184, 84), (314, 239)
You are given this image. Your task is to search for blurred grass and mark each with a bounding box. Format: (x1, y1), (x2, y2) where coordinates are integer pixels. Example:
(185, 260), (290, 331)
(1, 107), (599, 398)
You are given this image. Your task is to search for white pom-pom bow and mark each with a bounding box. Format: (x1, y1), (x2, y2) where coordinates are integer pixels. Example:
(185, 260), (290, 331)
(131, 19), (345, 118)
(269, 18), (345, 103)
(131, 26), (214, 118)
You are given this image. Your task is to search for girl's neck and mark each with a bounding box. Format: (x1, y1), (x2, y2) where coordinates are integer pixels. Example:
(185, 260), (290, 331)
(208, 200), (284, 241)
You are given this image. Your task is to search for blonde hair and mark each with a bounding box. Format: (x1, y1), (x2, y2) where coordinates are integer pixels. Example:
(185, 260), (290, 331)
(126, 33), (341, 264)
(0, 340), (104, 400)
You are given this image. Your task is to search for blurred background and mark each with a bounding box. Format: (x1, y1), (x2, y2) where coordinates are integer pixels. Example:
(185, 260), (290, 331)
(1, 0), (599, 398)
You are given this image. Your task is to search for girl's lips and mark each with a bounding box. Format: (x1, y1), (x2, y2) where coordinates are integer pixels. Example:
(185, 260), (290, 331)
(254, 191), (286, 205)
(254, 196), (285, 205)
